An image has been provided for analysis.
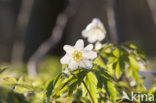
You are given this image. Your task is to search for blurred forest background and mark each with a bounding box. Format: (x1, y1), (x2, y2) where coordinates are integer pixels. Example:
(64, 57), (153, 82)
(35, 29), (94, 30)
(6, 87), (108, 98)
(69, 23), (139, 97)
(0, 0), (156, 65)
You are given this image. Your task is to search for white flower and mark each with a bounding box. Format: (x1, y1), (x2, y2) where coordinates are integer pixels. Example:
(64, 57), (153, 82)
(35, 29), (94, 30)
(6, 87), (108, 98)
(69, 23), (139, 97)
(95, 42), (103, 50)
(138, 62), (149, 71)
(139, 70), (156, 90)
(82, 18), (106, 43)
(60, 39), (97, 71)
(130, 80), (136, 87)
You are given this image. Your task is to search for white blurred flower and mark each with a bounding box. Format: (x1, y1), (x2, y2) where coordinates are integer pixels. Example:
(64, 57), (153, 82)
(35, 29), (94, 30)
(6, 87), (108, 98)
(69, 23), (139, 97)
(82, 18), (106, 43)
(60, 39), (97, 71)
(139, 70), (156, 90)
(95, 42), (103, 50)
(130, 80), (136, 87)
(138, 62), (149, 71)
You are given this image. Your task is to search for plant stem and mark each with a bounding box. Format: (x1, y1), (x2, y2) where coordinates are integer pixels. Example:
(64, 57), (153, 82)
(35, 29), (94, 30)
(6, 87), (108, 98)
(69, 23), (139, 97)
(82, 80), (95, 103)
(123, 73), (133, 91)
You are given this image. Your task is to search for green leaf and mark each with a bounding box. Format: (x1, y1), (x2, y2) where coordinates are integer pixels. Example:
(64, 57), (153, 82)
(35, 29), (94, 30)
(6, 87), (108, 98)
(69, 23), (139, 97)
(3, 77), (16, 85)
(74, 88), (82, 101)
(52, 75), (75, 97)
(80, 97), (91, 103)
(54, 97), (74, 102)
(7, 92), (29, 103)
(128, 44), (137, 50)
(68, 79), (78, 96)
(94, 71), (117, 103)
(84, 73), (98, 103)
(87, 72), (97, 85)
(123, 43), (146, 60)
(16, 77), (33, 90)
(93, 65), (117, 103)
(42, 73), (62, 103)
(128, 55), (143, 86)
(112, 48), (119, 57)
(76, 69), (89, 85)
(93, 64), (115, 82)
(115, 62), (122, 79)
(104, 80), (116, 103)
(68, 69), (89, 96)
(94, 56), (106, 68)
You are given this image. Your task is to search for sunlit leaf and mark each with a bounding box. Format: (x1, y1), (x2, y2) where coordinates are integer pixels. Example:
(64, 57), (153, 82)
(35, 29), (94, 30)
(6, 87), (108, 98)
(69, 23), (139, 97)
(84, 74), (98, 103)
(128, 55), (143, 86)
(115, 62), (122, 79)
(41, 73), (62, 103)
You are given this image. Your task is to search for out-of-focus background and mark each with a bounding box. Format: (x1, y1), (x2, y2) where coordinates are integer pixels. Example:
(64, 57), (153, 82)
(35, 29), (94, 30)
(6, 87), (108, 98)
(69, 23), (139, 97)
(0, 0), (156, 65)
(0, 1), (156, 102)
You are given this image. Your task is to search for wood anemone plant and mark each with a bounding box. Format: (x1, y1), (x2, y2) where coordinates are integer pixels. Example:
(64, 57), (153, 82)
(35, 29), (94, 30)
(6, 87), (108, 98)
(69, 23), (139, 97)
(42, 43), (155, 103)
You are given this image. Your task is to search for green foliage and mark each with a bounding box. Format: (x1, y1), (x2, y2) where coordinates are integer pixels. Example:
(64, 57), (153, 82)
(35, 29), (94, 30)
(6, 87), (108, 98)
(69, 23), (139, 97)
(0, 76), (34, 103)
(0, 56), (61, 103)
(42, 73), (62, 103)
(95, 43), (145, 87)
(0, 43), (155, 103)
(41, 65), (117, 103)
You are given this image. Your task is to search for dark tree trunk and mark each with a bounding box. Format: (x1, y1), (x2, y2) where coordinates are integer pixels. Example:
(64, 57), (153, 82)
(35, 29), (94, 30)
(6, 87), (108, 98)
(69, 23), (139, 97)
(0, 0), (21, 62)
(23, 0), (65, 62)
(117, 0), (156, 56)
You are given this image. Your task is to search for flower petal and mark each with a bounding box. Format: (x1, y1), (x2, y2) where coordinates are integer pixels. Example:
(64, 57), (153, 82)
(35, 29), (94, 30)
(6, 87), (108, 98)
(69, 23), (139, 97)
(80, 60), (92, 69)
(95, 42), (102, 50)
(88, 34), (97, 43)
(83, 51), (97, 59)
(84, 60), (92, 69)
(63, 45), (75, 54)
(82, 18), (106, 43)
(79, 61), (86, 68)
(97, 32), (106, 41)
(84, 44), (93, 51)
(68, 61), (79, 71)
(74, 39), (84, 50)
(85, 22), (96, 31)
(60, 54), (71, 64)
(82, 30), (89, 37)
(92, 18), (101, 23)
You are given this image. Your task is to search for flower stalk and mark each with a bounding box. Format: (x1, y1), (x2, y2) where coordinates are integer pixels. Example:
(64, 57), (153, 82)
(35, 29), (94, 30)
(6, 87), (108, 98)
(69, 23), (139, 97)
(82, 80), (95, 103)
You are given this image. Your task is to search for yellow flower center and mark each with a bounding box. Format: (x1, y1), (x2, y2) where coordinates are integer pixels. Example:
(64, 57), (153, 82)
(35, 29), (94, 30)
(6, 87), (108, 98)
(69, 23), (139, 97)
(72, 50), (83, 63)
